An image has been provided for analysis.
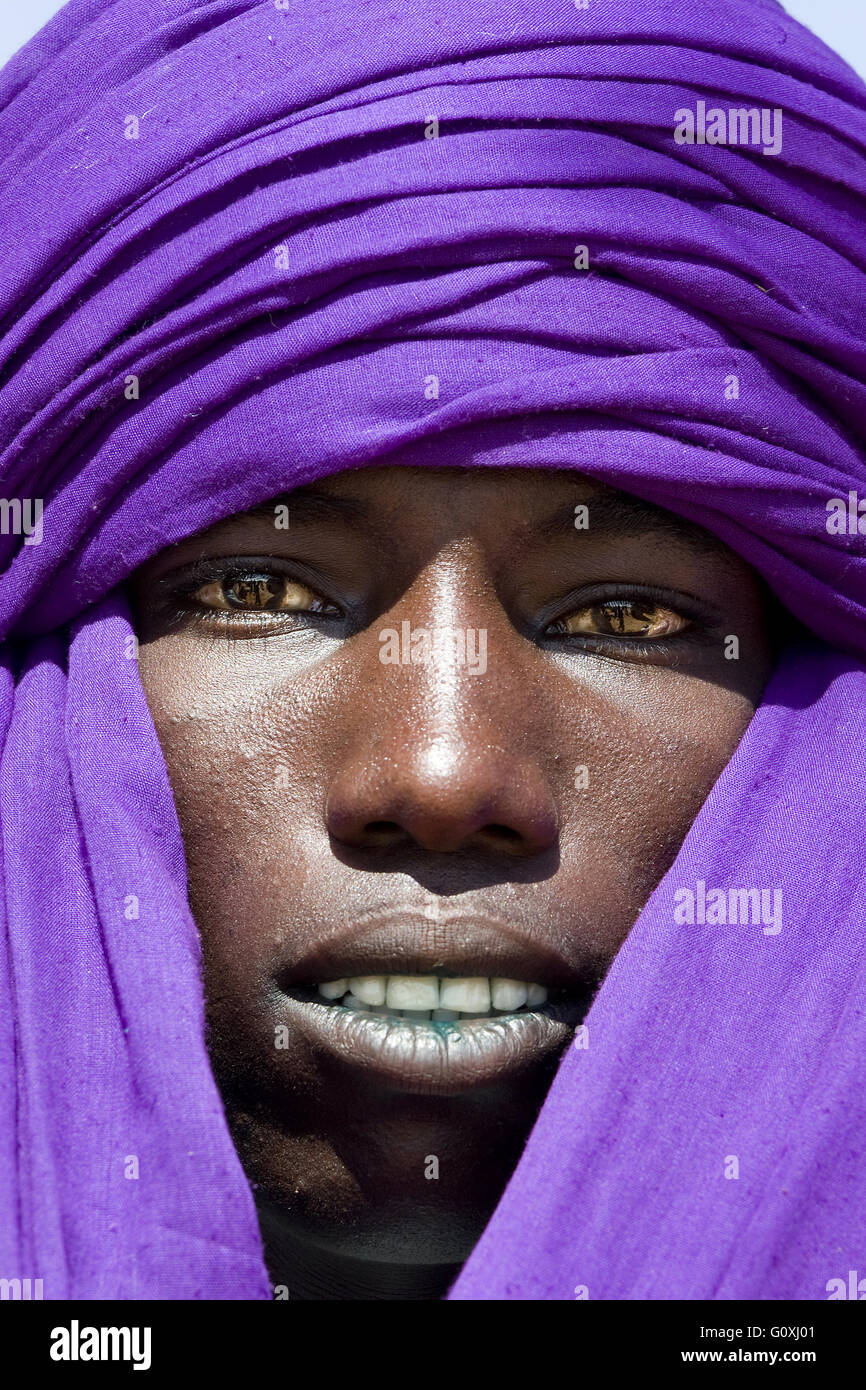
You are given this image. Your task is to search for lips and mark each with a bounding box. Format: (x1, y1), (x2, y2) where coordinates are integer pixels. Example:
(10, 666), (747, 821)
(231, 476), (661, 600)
(274, 908), (594, 1095)
(278, 908), (583, 991)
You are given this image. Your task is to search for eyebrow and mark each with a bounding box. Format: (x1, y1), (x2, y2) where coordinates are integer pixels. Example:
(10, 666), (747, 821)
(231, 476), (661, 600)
(532, 492), (730, 557)
(245, 482), (728, 558)
(246, 489), (369, 525)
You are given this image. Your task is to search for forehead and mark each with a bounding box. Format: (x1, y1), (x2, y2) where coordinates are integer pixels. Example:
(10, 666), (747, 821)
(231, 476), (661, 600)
(249, 465), (729, 560)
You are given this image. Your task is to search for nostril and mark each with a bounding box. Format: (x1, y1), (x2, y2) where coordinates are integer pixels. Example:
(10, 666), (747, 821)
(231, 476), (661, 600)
(353, 818), (529, 854)
(486, 824), (522, 842)
(327, 765), (558, 856)
(366, 820), (403, 838)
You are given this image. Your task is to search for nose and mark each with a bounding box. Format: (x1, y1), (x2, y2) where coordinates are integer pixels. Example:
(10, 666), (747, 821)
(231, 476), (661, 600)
(326, 736), (558, 856)
(325, 609), (558, 860)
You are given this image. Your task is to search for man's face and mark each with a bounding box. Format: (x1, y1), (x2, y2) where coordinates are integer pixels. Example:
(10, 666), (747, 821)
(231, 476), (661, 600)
(130, 465), (774, 1278)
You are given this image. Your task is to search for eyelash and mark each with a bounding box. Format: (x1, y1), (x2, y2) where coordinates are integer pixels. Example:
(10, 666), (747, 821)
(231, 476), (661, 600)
(155, 561), (343, 635)
(154, 566), (710, 653)
(540, 584), (710, 655)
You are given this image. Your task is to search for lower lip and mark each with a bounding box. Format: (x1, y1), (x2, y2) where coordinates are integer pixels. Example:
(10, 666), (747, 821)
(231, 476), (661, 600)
(276, 994), (580, 1094)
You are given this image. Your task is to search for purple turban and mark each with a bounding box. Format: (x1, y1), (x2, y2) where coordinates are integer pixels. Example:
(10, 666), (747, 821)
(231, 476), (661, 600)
(0, 0), (864, 1299)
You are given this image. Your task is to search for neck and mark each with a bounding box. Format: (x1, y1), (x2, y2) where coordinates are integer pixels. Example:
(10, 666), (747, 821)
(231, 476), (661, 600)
(255, 1196), (464, 1301)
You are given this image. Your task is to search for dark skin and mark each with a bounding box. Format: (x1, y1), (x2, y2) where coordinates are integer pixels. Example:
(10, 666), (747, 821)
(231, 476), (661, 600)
(129, 466), (776, 1300)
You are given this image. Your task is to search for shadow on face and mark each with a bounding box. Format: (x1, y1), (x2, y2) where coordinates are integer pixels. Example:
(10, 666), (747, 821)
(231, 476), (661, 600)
(128, 465), (780, 1298)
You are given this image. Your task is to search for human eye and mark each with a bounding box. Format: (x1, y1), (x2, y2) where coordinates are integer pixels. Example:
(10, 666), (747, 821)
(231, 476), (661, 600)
(550, 597), (689, 640)
(190, 570), (335, 616)
(541, 583), (710, 661)
(153, 558), (343, 636)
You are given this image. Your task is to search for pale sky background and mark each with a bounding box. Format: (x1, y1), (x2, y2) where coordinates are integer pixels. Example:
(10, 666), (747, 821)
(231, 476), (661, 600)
(0, 0), (863, 80)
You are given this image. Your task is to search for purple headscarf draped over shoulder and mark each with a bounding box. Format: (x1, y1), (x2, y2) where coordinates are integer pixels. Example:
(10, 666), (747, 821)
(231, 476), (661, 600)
(0, 0), (864, 1299)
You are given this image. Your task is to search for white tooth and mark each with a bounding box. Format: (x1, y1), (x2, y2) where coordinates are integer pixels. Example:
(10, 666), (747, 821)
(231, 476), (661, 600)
(343, 993), (370, 1011)
(432, 1008), (459, 1021)
(318, 979), (348, 1000)
(402, 1009), (432, 1021)
(385, 976), (440, 1010)
(526, 983), (548, 1006)
(439, 977), (491, 1013)
(491, 978), (528, 1011)
(349, 975), (387, 1006)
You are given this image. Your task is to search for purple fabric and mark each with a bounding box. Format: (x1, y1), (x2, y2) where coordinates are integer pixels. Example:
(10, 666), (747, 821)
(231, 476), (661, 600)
(0, 0), (864, 1300)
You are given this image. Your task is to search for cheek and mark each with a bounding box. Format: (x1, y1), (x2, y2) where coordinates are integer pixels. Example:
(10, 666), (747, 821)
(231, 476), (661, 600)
(554, 665), (757, 954)
(136, 634), (761, 998)
(134, 635), (382, 1070)
(135, 639), (321, 963)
